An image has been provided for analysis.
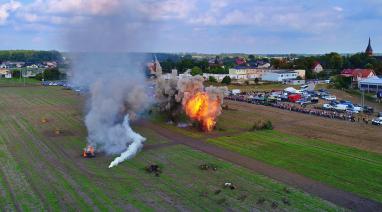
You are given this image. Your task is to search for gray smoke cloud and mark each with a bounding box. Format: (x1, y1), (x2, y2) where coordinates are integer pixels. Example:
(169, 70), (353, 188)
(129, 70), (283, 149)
(155, 75), (227, 128)
(66, 3), (154, 168)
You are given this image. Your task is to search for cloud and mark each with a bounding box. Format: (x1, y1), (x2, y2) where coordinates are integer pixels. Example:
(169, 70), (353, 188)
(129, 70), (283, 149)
(0, 0), (21, 24)
(333, 6), (343, 12)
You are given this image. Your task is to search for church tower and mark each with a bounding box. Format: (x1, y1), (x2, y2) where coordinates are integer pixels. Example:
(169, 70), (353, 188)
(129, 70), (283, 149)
(365, 37), (373, 56)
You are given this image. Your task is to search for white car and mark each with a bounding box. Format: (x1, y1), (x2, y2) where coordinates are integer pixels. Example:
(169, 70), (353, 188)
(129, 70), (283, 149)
(352, 105), (363, 112)
(334, 104), (348, 111)
(372, 117), (382, 125)
(322, 104), (333, 110)
(324, 95), (337, 101)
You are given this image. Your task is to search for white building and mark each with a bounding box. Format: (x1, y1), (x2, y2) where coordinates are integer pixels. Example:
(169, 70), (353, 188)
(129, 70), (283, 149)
(294, 69), (306, 79)
(229, 66), (270, 80)
(262, 71), (298, 82)
(312, 62), (323, 73)
(0, 69), (12, 78)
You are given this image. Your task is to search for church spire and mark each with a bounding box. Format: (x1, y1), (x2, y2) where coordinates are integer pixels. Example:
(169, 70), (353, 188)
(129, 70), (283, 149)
(365, 37), (373, 56)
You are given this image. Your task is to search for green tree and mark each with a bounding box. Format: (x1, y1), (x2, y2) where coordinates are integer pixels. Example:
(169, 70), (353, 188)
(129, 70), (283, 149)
(254, 78), (259, 84)
(332, 75), (352, 89)
(190, 66), (202, 76)
(11, 69), (21, 78)
(43, 68), (61, 80)
(365, 63), (374, 69)
(34, 73), (43, 81)
(222, 76), (231, 84)
(208, 76), (217, 83)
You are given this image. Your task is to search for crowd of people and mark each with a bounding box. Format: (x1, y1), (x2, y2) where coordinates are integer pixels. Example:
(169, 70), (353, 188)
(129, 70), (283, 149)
(225, 94), (373, 124)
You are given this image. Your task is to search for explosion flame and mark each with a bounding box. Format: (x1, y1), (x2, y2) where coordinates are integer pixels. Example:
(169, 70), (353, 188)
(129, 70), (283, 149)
(184, 91), (221, 132)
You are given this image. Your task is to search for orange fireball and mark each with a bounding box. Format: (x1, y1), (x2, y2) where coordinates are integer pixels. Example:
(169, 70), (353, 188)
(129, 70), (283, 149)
(184, 92), (220, 132)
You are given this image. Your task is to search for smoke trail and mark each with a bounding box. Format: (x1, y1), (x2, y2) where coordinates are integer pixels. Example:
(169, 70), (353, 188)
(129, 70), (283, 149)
(66, 2), (154, 167)
(108, 115), (146, 168)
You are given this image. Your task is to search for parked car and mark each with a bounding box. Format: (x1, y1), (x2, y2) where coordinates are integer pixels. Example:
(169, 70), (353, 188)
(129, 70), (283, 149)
(352, 104), (363, 112)
(334, 104), (348, 111)
(323, 104), (333, 110)
(372, 117), (382, 125)
(323, 95), (337, 101)
(363, 106), (374, 114)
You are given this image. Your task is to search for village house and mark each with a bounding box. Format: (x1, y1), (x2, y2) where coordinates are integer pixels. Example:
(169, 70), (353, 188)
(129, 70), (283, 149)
(0, 69), (12, 78)
(312, 62), (323, 73)
(340, 69), (376, 82)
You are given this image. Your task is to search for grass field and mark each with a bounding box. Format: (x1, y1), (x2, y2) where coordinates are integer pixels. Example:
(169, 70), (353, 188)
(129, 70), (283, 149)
(0, 86), (342, 210)
(207, 130), (382, 203)
(0, 78), (40, 86)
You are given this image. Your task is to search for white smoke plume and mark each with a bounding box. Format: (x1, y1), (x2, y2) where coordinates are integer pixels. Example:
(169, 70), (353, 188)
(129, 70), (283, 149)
(66, 3), (154, 168)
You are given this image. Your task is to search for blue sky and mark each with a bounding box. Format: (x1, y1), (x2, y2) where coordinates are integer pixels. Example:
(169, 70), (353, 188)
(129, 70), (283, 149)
(0, 0), (381, 54)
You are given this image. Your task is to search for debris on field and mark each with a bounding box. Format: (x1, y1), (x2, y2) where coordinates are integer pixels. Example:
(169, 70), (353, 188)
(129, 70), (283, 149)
(145, 164), (162, 177)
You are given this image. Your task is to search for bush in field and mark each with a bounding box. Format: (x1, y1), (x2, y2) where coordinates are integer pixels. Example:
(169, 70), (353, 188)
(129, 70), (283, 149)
(208, 76), (217, 83)
(222, 76), (231, 84)
(251, 120), (273, 131)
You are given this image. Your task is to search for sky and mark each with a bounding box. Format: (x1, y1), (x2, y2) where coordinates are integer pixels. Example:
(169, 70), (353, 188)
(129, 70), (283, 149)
(0, 0), (381, 54)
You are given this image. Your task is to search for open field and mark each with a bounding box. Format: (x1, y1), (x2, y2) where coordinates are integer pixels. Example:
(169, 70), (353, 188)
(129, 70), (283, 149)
(152, 100), (382, 204)
(207, 130), (382, 203)
(0, 78), (40, 87)
(0, 86), (343, 210)
(225, 100), (382, 154)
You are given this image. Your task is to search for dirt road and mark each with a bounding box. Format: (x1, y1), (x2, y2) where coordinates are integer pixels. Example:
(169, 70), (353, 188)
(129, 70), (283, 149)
(139, 120), (382, 211)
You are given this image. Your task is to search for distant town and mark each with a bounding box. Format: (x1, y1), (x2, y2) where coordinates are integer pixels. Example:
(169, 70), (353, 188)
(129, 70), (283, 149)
(1, 38), (381, 95)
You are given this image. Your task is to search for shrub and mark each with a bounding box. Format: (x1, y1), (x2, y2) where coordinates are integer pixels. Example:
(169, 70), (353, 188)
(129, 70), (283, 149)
(208, 76), (217, 83)
(251, 120), (273, 131)
(222, 76), (231, 84)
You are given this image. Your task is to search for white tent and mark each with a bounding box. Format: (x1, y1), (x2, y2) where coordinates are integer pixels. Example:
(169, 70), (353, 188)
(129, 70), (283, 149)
(359, 76), (382, 93)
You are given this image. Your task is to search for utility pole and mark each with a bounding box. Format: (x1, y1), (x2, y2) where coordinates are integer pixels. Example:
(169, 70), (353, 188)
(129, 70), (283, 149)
(361, 90), (365, 107)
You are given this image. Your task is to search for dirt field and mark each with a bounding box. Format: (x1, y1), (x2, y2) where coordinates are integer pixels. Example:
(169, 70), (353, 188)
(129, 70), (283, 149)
(0, 86), (342, 211)
(226, 100), (382, 154)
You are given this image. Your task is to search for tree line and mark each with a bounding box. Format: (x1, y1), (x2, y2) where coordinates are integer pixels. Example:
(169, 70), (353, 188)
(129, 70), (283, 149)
(0, 50), (63, 64)
(271, 52), (382, 77)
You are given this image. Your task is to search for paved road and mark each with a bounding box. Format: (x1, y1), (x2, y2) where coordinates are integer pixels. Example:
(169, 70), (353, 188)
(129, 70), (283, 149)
(138, 120), (382, 212)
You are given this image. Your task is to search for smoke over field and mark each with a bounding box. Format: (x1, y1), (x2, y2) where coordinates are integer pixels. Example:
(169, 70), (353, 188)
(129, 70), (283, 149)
(67, 4), (153, 168)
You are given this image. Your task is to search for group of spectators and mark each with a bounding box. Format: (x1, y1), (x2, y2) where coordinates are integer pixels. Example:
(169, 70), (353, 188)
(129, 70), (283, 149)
(225, 93), (373, 124)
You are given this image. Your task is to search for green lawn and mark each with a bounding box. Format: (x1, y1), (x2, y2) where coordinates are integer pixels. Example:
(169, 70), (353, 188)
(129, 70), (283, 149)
(207, 130), (382, 203)
(0, 78), (40, 86)
(0, 86), (342, 210)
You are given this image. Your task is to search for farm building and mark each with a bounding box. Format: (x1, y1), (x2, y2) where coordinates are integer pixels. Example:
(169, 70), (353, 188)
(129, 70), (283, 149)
(0, 69), (12, 78)
(358, 76), (382, 93)
(262, 71), (298, 82)
(341, 69), (375, 82)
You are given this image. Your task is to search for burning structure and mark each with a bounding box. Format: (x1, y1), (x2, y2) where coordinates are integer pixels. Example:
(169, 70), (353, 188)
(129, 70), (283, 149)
(156, 75), (227, 132)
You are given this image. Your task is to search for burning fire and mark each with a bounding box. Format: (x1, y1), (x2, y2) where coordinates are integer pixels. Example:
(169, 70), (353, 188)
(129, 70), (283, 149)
(82, 145), (95, 158)
(184, 92), (220, 132)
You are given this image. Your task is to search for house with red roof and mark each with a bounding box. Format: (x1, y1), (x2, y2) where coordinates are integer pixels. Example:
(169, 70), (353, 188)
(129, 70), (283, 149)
(340, 69), (376, 82)
(312, 62), (323, 73)
(235, 57), (247, 65)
